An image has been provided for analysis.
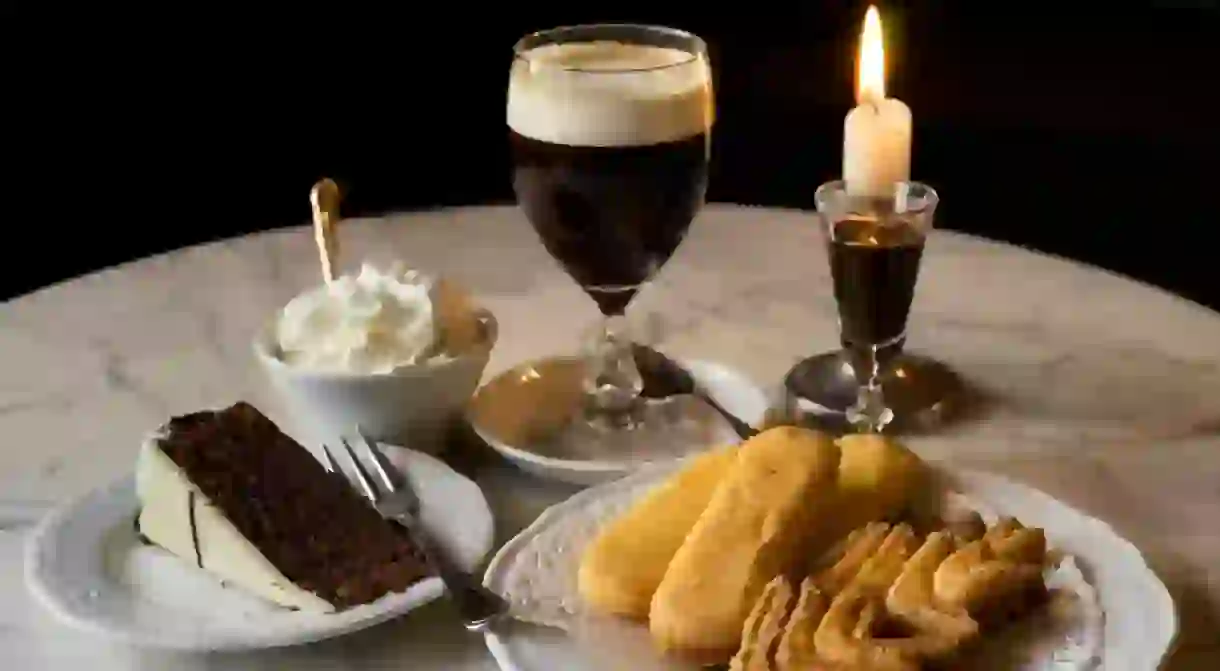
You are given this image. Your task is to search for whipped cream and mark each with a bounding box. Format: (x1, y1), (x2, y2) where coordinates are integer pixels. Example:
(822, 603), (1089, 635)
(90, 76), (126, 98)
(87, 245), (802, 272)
(276, 262), (439, 374)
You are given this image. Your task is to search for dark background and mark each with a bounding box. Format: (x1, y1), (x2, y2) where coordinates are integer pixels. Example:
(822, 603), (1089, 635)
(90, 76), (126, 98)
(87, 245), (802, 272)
(5, 3), (1219, 310)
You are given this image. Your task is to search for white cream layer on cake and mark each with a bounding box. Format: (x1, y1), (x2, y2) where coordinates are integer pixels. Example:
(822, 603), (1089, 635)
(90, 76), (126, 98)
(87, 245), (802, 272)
(134, 435), (334, 613)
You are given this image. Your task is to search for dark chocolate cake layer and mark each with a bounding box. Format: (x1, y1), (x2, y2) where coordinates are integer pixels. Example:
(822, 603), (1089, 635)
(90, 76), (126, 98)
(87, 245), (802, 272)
(153, 402), (428, 610)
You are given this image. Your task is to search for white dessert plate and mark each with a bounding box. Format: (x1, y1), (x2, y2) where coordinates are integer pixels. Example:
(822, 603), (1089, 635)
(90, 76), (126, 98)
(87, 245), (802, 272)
(483, 460), (1178, 671)
(470, 356), (769, 485)
(24, 445), (495, 652)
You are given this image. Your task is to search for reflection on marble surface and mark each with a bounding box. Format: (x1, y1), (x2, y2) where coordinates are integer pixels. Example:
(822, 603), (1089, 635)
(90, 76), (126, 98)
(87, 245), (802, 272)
(2, 205), (1219, 667)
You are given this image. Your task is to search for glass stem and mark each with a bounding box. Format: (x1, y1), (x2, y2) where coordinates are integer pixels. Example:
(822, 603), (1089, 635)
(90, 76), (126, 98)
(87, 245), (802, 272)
(582, 314), (643, 429)
(845, 343), (895, 433)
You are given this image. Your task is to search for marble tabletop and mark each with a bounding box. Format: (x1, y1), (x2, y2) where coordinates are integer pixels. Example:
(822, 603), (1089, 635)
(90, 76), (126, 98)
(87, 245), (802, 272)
(2, 204), (1218, 669)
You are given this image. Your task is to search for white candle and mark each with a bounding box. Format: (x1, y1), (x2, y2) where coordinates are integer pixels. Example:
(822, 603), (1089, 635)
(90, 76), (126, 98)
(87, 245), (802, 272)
(843, 6), (912, 198)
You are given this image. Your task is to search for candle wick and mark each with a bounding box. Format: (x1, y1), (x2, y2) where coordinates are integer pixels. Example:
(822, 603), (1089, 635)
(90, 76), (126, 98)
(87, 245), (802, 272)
(859, 92), (882, 113)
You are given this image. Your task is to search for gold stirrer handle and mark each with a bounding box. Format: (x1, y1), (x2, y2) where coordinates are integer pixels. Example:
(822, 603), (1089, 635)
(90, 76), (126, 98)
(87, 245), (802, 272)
(310, 178), (342, 285)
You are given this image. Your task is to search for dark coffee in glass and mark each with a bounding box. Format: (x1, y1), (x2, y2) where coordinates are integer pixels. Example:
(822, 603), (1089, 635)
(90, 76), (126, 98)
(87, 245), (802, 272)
(508, 37), (712, 317)
(510, 131), (708, 315)
(505, 25), (717, 449)
(828, 217), (925, 347)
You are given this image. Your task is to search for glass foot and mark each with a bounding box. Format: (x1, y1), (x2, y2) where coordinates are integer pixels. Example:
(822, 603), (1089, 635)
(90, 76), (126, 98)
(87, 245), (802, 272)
(468, 356), (741, 468)
(559, 394), (727, 464)
(776, 350), (965, 434)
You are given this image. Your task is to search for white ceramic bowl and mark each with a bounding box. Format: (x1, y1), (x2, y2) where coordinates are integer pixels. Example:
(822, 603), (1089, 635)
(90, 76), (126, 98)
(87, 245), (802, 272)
(254, 279), (496, 455)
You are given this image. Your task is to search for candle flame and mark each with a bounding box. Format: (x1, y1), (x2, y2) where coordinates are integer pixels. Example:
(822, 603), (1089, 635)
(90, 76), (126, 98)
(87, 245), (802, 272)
(857, 6), (886, 105)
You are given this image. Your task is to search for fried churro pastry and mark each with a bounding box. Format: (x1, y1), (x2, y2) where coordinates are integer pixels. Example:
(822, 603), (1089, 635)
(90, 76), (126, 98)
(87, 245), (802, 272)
(773, 578), (828, 671)
(811, 522), (891, 595)
(885, 531), (981, 646)
(933, 517), (1048, 624)
(811, 524), (956, 670)
(852, 524), (921, 593)
(810, 522), (919, 597)
(729, 513), (1055, 671)
(813, 587), (921, 671)
(729, 577), (795, 671)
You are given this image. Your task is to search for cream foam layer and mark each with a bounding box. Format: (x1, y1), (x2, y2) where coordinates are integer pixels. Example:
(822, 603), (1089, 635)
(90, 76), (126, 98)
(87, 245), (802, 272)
(507, 41), (714, 148)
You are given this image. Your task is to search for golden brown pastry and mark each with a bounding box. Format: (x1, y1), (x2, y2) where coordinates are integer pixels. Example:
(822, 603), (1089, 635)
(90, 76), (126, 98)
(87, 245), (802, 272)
(813, 586), (921, 671)
(831, 434), (929, 539)
(986, 517), (1048, 564)
(773, 577), (828, 671)
(732, 516), (1052, 671)
(811, 523), (958, 670)
(850, 523), (921, 594)
(933, 517), (1048, 624)
(578, 446), (738, 619)
(885, 531), (981, 646)
(809, 522), (919, 596)
(649, 427), (841, 664)
(810, 522), (891, 595)
(729, 576), (795, 671)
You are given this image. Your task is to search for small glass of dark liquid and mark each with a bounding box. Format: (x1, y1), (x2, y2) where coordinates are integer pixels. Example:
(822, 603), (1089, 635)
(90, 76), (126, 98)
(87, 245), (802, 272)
(817, 180), (939, 432)
(505, 25), (717, 458)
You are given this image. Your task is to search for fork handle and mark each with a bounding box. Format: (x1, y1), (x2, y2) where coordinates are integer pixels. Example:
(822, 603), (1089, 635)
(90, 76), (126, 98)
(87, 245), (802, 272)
(394, 515), (508, 632)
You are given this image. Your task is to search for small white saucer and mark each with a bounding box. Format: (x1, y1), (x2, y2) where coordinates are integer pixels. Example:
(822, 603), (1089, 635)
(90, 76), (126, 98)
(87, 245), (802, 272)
(469, 356), (768, 485)
(24, 446), (494, 652)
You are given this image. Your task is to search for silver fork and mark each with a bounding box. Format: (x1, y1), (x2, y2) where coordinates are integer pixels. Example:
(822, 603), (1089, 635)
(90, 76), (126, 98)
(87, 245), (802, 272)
(321, 432), (509, 632)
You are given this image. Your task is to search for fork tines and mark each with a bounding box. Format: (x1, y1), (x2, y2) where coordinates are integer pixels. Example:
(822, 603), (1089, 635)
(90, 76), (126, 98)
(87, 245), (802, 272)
(320, 430), (404, 504)
(358, 429), (405, 493)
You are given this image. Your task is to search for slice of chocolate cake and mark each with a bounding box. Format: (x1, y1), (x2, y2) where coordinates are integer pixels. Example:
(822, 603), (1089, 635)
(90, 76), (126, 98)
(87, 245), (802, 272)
(135, 402), (428, 613)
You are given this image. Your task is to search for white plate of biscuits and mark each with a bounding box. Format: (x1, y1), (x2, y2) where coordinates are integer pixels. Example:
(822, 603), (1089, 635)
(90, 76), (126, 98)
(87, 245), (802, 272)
(483, 428), (1177, 671)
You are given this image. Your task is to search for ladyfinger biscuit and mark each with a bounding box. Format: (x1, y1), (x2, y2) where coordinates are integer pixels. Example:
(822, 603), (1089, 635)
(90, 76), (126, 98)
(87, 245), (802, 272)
(649, 427), (841, 664)
(829, 434), (929, 541)
(578, 446), (738, 619)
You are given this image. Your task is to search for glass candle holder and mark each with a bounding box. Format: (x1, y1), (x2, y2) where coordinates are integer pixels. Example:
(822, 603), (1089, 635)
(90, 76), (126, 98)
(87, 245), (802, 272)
(780, 180), (964, 434)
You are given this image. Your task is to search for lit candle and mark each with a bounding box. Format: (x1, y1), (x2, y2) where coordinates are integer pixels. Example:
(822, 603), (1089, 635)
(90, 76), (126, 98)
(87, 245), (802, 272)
(843, 6), (912, 198)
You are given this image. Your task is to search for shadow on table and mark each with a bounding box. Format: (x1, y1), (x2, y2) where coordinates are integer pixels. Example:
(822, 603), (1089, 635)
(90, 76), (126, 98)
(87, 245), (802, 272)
(201, 599), (493, 668)
(762, 373), (998, 438)
(441, 420), (499, 482)
(1161, 574), (1220, 670)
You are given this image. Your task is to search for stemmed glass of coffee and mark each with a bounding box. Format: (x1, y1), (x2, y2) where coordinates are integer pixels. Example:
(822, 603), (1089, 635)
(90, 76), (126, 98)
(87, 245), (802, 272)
(507, 24), (715, 458)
